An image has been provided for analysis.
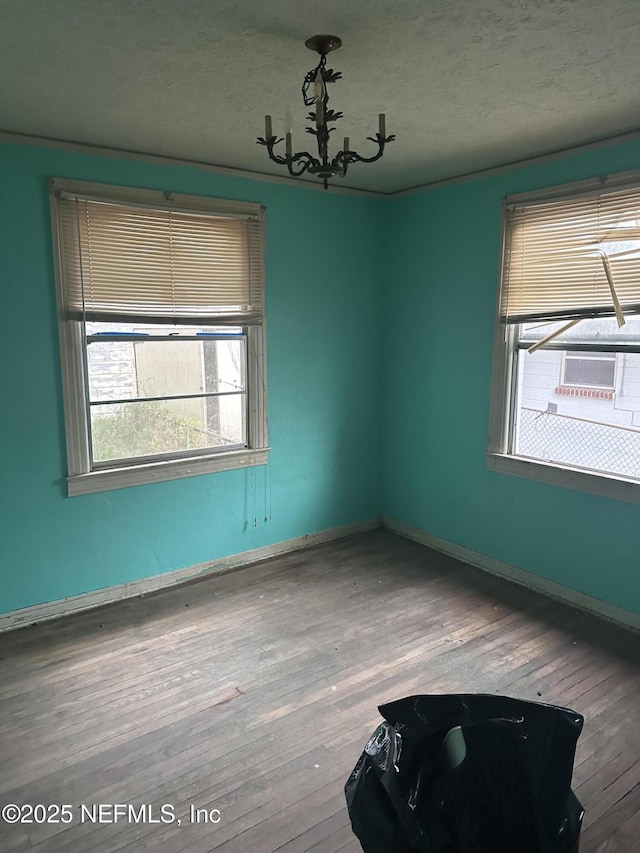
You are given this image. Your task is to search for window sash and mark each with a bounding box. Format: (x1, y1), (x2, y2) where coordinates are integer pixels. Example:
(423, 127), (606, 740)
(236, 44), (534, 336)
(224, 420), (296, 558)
(85, 327), (247, 404)
(58, 319), (267, 491)
(501, 183), (640, 324)
(515, 339), (640, 353)
(83, 322), (248, 466)
(89, 394), (248, 468)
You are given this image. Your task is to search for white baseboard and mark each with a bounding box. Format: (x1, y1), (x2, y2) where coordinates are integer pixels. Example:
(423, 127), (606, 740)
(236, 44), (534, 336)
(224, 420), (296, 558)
(0, 518), (381, 633)
(383, 517), (640, 632)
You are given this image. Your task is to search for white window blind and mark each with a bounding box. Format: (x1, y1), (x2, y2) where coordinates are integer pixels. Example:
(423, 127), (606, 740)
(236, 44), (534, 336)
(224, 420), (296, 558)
(501, 185), (640, 324)
(55, 191), (264, 325)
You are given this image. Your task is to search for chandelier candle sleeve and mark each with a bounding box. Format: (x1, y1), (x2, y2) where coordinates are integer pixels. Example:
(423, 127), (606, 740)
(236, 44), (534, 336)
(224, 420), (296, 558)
(264, 115), (273, 139)
(344, 137), (350, 152)
(379, 114), (386, 137)
(286, 132), (292, 158)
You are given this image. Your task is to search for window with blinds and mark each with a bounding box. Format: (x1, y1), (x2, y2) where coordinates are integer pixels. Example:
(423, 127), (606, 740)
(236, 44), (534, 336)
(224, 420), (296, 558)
(489, 171), (640, 494)
(501, 184), (640, 325)
(55, 191), (264, 325)
(50, 179), (268, 495)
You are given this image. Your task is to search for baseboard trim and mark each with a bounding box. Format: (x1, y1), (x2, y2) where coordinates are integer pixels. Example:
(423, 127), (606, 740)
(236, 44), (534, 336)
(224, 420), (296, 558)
(0, 518), (381, 633)
(383, 517), (640, 632)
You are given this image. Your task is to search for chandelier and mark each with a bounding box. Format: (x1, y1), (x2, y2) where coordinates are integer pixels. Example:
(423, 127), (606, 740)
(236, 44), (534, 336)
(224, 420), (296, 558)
(257, 35), (395, 189)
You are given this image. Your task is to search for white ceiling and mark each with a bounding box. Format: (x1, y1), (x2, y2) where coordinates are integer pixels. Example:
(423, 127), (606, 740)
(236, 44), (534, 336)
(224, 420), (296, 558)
(2, 0), (640, 194)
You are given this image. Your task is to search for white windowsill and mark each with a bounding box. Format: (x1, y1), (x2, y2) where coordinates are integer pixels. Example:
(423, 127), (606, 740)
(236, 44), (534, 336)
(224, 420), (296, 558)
(486, 452), (640, 505)
(67, 447), (270, 496)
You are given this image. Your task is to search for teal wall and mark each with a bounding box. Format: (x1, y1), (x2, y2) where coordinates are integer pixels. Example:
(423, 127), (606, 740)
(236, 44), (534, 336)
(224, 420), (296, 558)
(0, 142), (384, 615)
(2, 135), (640, 620)
(383, 140), (640, 616)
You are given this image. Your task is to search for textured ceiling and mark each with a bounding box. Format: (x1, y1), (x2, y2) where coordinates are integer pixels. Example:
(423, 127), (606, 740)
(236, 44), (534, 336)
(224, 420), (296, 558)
(1, 0), (640, 193)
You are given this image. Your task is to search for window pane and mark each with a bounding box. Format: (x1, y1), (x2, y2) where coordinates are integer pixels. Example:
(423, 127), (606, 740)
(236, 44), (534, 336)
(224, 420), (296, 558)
(520, 316), (640, 345)
(513, 349), (640, 480)
(563, 354), (616, 388)
(86, 324), (245, 403)
(90, 394), (246, 463)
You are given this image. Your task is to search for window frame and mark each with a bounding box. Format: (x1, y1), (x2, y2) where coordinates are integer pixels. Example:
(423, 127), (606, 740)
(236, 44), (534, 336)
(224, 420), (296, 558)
(487, 169), (640, 506)
(50, 179), (269, 496)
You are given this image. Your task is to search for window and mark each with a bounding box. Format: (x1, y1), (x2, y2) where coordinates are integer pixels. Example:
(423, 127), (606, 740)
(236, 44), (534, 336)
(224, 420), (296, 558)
(488, 171), (640, 501)
(561, 351), (616, 389)
(50, 179), (268, 495)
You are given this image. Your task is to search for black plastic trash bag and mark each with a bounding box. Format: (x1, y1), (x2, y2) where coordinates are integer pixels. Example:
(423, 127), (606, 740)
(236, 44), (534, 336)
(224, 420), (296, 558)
(345, 694), (584, 853)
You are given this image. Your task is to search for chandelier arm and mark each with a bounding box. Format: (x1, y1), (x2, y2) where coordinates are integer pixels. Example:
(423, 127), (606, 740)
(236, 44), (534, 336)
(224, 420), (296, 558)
(257, 138), (321, 176)
(284, 153), (318, 178)
(340, 133), (396, 166)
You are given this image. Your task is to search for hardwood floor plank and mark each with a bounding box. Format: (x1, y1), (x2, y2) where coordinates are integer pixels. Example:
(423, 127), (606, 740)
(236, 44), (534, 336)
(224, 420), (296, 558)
(584, 785), (640, 852)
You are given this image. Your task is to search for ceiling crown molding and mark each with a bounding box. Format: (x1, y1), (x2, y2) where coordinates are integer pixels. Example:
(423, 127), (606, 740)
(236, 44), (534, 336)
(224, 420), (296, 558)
(3, 125), (640, 199)
(0, 129), (383, 198)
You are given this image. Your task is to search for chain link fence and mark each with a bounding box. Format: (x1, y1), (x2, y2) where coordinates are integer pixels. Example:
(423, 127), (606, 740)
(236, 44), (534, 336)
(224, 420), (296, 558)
(517, 407), (640, 480)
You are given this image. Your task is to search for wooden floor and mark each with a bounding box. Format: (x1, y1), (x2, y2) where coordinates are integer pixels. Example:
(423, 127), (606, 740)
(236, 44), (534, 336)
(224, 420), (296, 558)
(1, 530), (639, 853)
